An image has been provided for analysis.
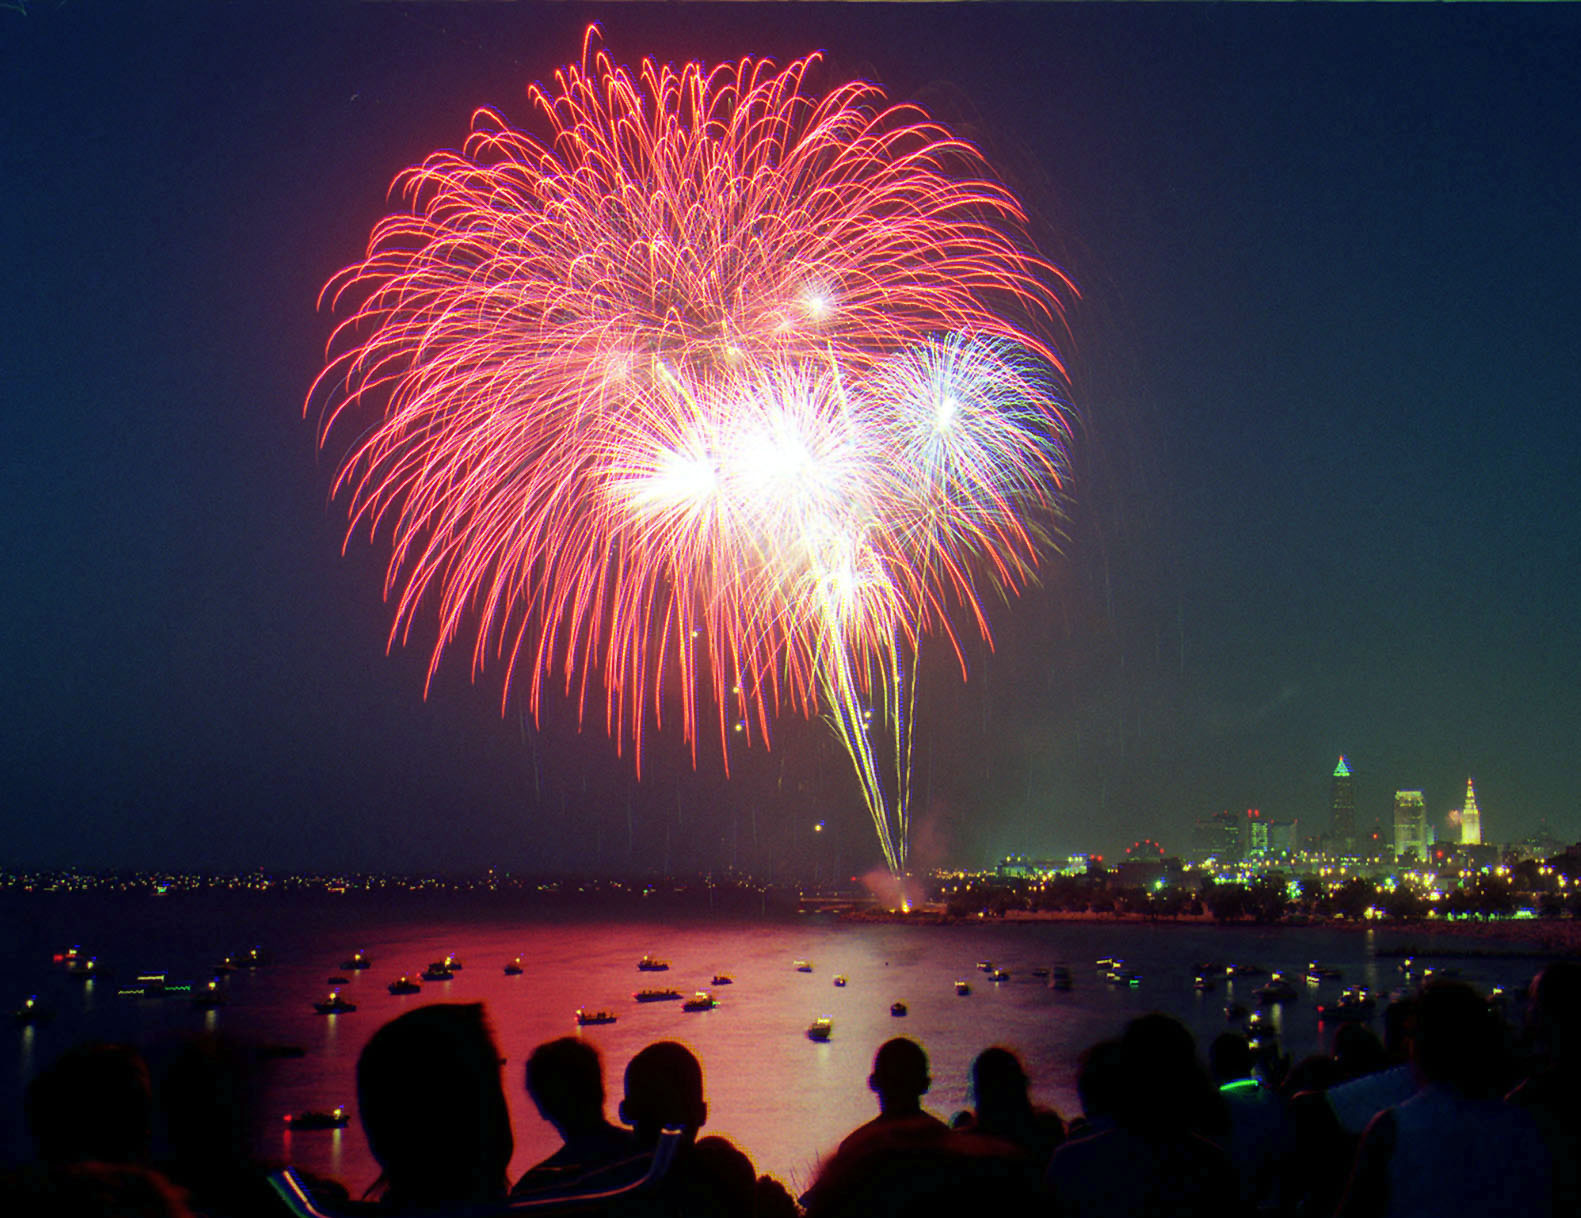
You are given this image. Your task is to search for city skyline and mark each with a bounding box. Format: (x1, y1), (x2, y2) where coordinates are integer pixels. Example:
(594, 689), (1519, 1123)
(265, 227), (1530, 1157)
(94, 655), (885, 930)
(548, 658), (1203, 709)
(4, 3), (1578, 873)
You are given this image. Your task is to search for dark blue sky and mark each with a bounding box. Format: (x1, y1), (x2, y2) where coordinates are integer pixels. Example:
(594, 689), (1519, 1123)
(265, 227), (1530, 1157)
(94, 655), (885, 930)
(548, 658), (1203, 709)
(4, 2), (1578, 874)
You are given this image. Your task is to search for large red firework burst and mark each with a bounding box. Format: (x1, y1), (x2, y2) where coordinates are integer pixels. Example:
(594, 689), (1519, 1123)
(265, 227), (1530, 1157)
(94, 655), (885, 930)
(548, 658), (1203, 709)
(312, 29), (1073, 871)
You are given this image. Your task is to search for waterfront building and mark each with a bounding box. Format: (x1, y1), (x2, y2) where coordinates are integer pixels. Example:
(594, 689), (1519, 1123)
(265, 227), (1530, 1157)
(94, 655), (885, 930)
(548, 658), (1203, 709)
(1330, 756), (1356, 856)
(1393, 790), (1427, 862)
(1459, 777), (1482, 846)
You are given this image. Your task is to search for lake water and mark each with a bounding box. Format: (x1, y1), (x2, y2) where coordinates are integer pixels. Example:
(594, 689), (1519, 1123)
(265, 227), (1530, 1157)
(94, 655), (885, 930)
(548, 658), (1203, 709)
(0, 892), (1553, 1197)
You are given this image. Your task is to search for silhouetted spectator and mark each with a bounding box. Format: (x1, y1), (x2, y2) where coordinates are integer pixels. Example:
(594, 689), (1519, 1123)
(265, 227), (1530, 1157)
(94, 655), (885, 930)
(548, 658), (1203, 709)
(839, 1037), (948, 1155)
(1336, 978), (1549, 1218)
(615, 1040), (757, 1218)
(953, 1046), (1064, 1168)
(1065, 1038), (1123, 1141)
(1281, 996), (1417, 1218)
(512, 1037), (639, 1196)
(1045, 1014), (1243, 1218)
(1208, 1031), (1288, 1213)
(1332, 1023), (1388, 1083)
(801, 1038), (965, 1218)
(1508, 961), (1581, 1217)
(26, 1042), (153, 1166)
(356, 1003), (514, 1209)
(1325, 994), (1418, 1135)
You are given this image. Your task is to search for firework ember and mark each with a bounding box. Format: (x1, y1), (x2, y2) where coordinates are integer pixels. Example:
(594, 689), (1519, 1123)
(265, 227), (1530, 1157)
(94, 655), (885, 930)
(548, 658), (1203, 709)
(311, 28), (1074, 874)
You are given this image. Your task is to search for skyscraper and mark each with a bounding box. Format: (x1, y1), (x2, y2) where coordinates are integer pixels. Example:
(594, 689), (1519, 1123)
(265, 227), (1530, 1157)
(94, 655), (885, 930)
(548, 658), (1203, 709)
(1330, 756), (1356, 856)
(1394, 790), (1427, 862)
(1460, 777), (1482, 846)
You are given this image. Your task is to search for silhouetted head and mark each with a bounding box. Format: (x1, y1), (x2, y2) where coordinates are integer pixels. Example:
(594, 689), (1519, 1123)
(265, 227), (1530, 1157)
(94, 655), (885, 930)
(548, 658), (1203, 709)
(1208, 1032), (1254, 1085)
(161, 1033), (264, 1173)
(1075, 1039), (1124, 1122)
(526, 1037), (607, 1136)
(868, 1038), (931, 1114)
(1412, 978), (1502, 1096)
(1117, 1014), (1211, 1133)
(1332, 1023), (1387, 1080)
(621, 1041), (707, 1144)
(970, 1046), (1032, 1121)
(1382, 994), (1418, 1059)
(27, 1042), (152, 1164)
(356, 1003), (513, 1207)
(1528, 960), (1581, 1071)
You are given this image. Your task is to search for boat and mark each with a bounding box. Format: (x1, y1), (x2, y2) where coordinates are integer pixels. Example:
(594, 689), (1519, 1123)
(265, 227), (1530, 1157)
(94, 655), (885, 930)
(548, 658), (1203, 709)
(637, 955), (670, 972)
(240, 948), (270, 968)
(1225, 963), (1265, 978)
(977, 961), (994, 972)
(60, 949), (99, 979)
(340, 952), (371, 971)
(1030, 966), (1051, 979)
(955, 980), (972, 996)
(1254, 974), (1299, 1005)
(1194, 974), (1216, 992)
(313, 991), (357, 1015)
(793, 961), (813, 973)
(442, 955), (464, 971)
(191, 980), (226, 1009)
(1307, 961), (1343, 980)
(326, 976), (349, 985)
(285, 1106), (349, 1130)
(503, 958), (524, 976)
(388, 977), (422, 995)
(989, 968), (1010, 982)
(1318, 987), (1377, 1022)
(682, 992), (717, 1012)
(1106, 969), (1142, 987)
(833, 975), (848, 988)
(119, 972), (185, 998)
(806, 1017), (833, 1042)
(14, 996), (54, 1026)
(710, 974), (734, 986)
(576, 1009), (618, 1026)
(633, 989), (682, 1003)
(890, 1002), (908, 1017)
(421, 962), (454, 982)
(1050, 966), (1073, 991)
(212, 956), (238, 974)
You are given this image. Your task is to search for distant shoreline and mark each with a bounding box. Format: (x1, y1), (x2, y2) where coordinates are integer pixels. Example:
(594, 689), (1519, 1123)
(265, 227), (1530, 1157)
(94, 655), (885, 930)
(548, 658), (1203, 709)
(839, 906), (1581, 957)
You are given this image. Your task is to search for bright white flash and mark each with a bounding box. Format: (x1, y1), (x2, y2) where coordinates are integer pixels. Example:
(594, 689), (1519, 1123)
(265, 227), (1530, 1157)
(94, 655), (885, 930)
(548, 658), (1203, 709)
(622, 444), (717, 512)
(802, 288), (832, 322)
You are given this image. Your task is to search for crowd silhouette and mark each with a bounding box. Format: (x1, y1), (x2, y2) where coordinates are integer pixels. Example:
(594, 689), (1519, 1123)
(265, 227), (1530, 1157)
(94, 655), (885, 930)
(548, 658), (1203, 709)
(4, 964), (1576, 1218)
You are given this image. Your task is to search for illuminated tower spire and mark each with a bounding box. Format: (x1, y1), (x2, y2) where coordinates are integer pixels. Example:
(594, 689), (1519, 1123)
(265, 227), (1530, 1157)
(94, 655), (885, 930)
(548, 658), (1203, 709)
(1460, 777), (1482, 846)
(1330, 755), (1356, 856)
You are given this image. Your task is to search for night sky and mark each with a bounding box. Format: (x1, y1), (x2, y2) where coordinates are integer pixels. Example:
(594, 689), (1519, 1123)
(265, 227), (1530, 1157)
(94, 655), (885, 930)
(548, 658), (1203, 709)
(4, 2), (1578, 875)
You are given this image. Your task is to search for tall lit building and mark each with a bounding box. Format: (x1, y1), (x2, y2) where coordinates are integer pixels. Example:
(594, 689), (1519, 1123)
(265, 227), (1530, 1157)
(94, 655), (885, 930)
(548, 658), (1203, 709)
(1192, 810), (1245, 862)
(1460, 777), (1482, 846)
(1246, 808), (1269, 857)
(1394, 790), (1427, 862)
(1330, 756), (1356, 856)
